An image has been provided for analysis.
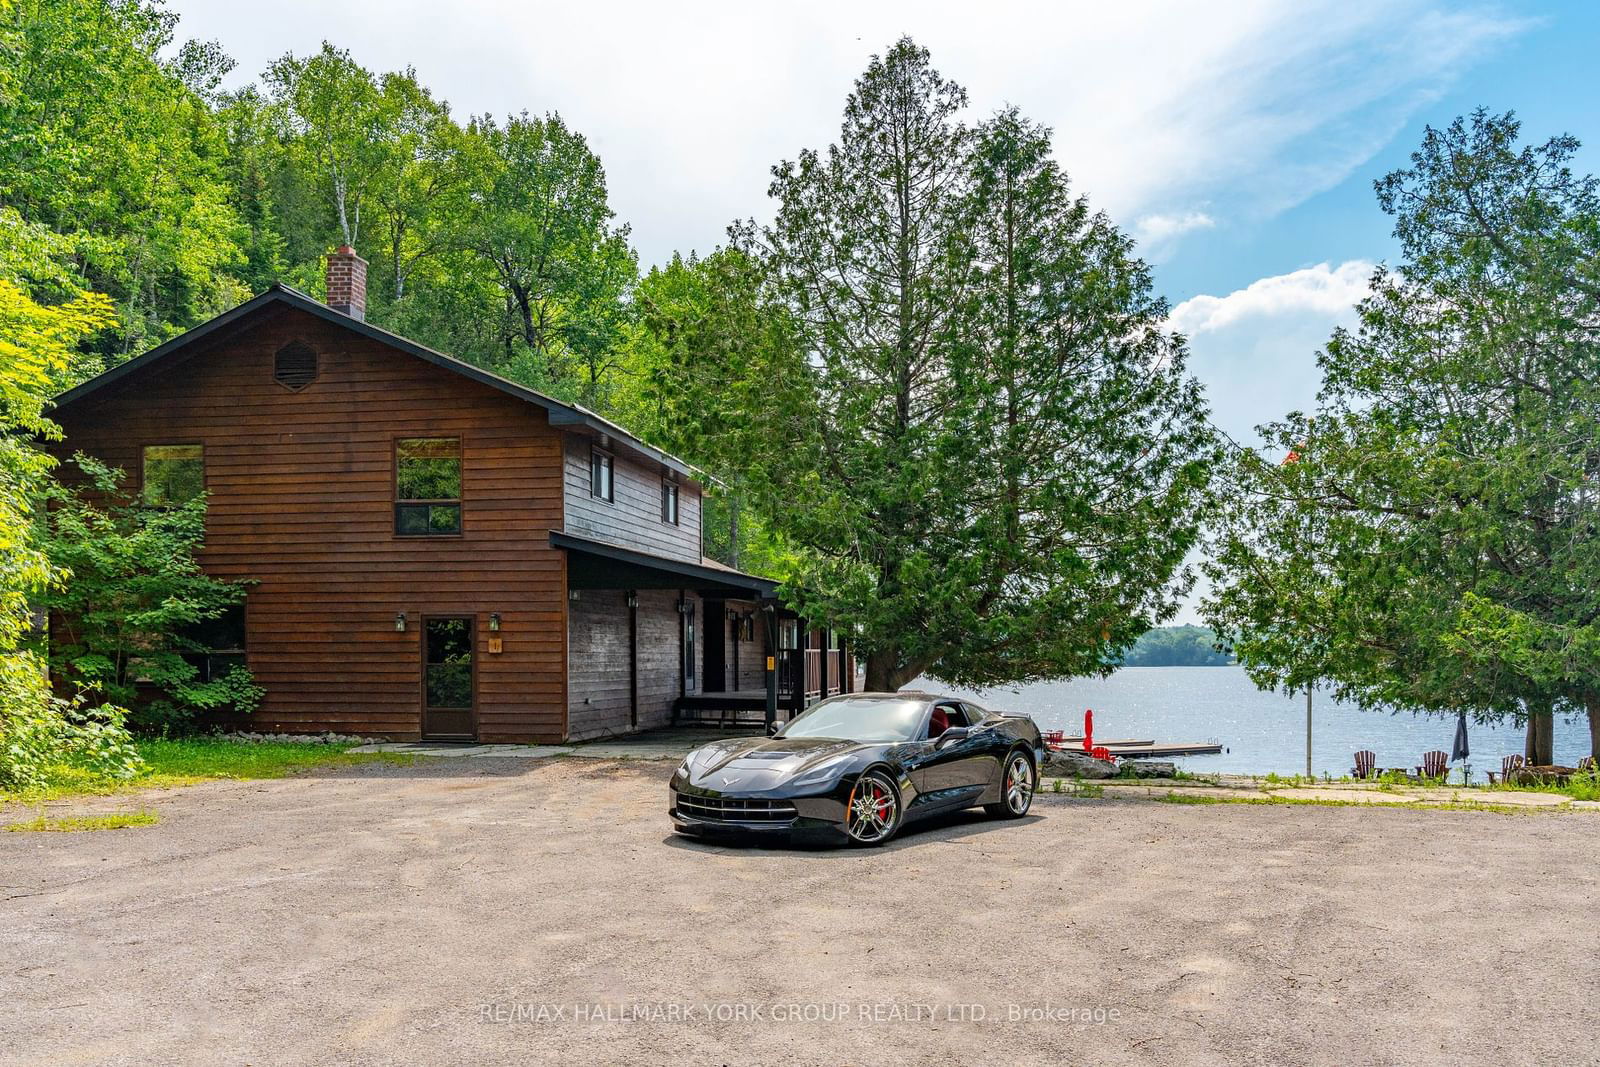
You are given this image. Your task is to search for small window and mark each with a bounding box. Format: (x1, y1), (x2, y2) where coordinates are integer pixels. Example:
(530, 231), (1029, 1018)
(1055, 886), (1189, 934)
(683, 602), (697, 687)
(142, 444), (204, 506)
(777, 619), (799, 651)
(661, 479), (679, 524)
(590, 450), (613, 502)
(274, 341), (318, 390)
(181, 602), (247, 682)
(395, 437), (462, 535)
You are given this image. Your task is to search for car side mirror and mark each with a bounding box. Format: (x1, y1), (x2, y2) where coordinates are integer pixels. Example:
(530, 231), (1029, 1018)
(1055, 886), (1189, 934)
(767, 720), (783, 736)
(936, 726), (970, 747)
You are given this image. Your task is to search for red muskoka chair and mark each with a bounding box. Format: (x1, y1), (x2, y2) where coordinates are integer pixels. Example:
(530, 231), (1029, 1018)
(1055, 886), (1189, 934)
(1416, 751), (1449, 780)
(1487, 754), (1525, 786)
(1352, 750), (1378, 779)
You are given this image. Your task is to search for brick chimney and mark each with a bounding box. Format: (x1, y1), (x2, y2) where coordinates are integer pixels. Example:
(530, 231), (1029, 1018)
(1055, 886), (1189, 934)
(325, 245), (367, 321)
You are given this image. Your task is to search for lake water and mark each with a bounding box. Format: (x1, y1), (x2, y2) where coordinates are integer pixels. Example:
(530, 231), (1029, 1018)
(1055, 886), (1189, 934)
(918, 666), (1593, 781)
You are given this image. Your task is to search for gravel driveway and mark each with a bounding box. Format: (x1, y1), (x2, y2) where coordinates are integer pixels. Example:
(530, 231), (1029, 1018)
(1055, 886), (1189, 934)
(3, 757), (1595, 1066)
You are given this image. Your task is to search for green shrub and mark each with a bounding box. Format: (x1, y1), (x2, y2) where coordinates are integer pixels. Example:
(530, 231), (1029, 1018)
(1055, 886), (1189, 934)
(40, 455), (261, 735)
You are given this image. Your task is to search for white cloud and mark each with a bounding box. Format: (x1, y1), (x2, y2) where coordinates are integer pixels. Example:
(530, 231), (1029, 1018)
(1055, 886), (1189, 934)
(1133, 210), (1215, 256)
(1168, 260), (1375, 336)
(1168, 260), (1374, 447)
(168, 0), (1529, 267)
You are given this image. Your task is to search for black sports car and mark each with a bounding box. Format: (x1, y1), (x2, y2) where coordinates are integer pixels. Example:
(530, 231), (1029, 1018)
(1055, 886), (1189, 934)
(669, 692), (1045, 847)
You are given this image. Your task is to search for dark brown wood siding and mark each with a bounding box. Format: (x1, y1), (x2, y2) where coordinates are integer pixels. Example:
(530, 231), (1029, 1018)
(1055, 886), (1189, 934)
(48, 305), (569, 743)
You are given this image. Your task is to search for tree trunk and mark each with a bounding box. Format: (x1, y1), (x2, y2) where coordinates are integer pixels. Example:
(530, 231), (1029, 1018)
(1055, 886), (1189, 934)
(1524, 705), (1554, 765)
(863, 651), (926, 694)
(1588, 699), (1600, 760)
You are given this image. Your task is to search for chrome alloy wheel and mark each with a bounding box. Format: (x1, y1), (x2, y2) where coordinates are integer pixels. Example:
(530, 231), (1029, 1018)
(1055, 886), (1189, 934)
(1005, 753), (1034, 815)
(845, 772), (899, 844)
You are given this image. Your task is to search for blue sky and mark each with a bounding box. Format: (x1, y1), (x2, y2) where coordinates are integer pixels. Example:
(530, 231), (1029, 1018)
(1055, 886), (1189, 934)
(175, 0), (1600, 447)
(172, 0), (1598, 446)
(1156, 1), (1599, 443)
(169, 0), (1595, 624)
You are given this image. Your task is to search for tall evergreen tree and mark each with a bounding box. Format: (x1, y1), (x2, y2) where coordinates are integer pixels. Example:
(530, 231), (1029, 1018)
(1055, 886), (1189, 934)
(703, 39), (1214, 689)
(1204, 111), (1600, 760)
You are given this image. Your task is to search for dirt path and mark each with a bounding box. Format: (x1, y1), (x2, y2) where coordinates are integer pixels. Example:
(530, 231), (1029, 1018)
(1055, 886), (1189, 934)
(3, 758), (1595, 1066)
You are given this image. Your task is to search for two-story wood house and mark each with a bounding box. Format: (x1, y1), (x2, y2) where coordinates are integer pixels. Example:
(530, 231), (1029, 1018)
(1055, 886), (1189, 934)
(46, 248), (852, 744)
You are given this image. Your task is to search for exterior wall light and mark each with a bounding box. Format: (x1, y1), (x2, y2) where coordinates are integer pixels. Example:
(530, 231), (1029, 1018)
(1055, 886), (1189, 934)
(626, 591), (638, 608)
(488, 613), (501, 632)
(395, 612), (407, 632)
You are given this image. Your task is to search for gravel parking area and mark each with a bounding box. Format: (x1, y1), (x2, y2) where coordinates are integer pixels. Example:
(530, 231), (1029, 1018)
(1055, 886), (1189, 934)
(3, 756), (1596, 1066)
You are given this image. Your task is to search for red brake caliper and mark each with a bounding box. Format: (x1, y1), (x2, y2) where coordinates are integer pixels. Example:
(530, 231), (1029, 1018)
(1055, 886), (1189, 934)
(874, 783), (890, 819)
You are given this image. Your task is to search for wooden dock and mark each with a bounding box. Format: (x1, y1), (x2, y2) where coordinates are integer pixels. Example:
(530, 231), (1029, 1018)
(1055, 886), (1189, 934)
(1047, 735), (1224, 758)
(1104, 740), (1223, 758)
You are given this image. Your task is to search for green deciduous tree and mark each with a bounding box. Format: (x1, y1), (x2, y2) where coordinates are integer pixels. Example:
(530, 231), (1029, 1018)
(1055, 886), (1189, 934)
(0, 0), (251, 363)
(1204, 110), (1600, 761)
(264, 43), (389, 253)
(42, 455), (262, 734)
(0, 236), (140, 788)
(464, 112), (637, 402)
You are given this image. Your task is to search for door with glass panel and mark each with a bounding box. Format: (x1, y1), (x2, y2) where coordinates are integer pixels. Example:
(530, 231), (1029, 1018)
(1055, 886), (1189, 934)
(422, 616), (475, 739)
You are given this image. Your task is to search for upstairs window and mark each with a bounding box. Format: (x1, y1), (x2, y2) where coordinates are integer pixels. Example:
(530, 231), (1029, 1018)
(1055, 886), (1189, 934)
(395, 437), (462, 535)
(590, 450), (613, 502)
(142, 444), (204, 506)
(661, 479), (680, 524)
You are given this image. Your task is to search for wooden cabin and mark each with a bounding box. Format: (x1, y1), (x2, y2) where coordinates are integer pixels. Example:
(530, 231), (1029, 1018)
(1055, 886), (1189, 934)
(46, 249), (853, 744)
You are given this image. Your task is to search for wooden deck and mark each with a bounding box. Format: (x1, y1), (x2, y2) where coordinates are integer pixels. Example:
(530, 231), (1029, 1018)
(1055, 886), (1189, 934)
(673, 689), (781, 728)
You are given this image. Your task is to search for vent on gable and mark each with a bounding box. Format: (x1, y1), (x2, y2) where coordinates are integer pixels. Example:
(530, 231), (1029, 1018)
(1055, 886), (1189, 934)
(274, 341), (318, 390)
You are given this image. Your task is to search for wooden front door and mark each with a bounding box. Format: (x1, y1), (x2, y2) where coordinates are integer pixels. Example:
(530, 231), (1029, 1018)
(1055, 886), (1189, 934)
(422, 616), (475, 740)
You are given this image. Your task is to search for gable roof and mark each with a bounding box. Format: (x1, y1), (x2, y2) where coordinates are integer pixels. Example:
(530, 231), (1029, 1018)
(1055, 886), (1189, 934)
(49, 283), (705, 482)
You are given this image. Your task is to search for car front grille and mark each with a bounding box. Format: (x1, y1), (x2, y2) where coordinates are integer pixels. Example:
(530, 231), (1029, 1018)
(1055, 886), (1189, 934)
(674, 792), (798, 824)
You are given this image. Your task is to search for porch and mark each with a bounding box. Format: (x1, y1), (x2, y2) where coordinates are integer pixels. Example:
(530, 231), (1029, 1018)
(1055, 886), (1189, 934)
(553, 530), (858, 736)
(673, 623), (859, 728)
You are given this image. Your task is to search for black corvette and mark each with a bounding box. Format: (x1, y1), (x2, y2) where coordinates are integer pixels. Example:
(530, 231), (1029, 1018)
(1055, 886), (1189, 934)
(669, 692), (1045, 847)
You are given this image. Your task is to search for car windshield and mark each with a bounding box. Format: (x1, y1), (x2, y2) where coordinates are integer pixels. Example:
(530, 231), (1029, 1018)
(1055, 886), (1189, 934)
(780, 698), (928, 742)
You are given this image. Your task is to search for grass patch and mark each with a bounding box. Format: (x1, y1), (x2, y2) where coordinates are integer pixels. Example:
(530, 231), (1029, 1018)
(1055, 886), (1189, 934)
(1043, 776), (1106, 798)
(3, 738), (416, 805)
(1486, 773), (1600, 803)
(8, 810), (159, 832)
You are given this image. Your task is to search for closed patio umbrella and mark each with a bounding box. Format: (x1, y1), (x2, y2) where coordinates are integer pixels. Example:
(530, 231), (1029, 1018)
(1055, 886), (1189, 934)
(1451, 709), (1470, 764)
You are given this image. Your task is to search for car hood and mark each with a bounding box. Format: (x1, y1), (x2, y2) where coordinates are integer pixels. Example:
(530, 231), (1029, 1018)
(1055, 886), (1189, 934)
(677, 735), (876, 792)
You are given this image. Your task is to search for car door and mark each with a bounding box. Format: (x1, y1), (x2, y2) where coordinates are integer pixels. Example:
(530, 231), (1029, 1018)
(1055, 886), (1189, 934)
(957, 702), (1008, 792)
(913, 701), (982, 803)
(897, 702), (952, 810)
(935, 703), (998, 799)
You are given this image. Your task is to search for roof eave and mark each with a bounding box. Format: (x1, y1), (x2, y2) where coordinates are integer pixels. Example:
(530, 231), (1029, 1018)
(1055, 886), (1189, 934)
(48, 284), (709, 484)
